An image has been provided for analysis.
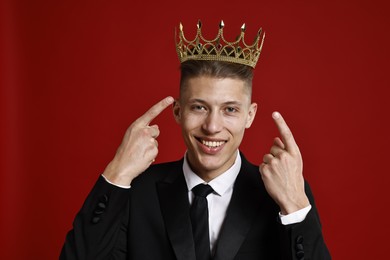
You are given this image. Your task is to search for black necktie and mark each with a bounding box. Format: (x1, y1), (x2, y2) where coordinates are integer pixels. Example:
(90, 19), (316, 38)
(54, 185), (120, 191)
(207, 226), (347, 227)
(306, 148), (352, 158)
(190, 184), (214, 260)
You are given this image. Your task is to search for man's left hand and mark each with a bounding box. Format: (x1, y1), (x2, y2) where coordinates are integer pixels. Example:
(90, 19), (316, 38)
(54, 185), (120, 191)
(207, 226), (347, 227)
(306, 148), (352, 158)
(259, 112), (310, 215)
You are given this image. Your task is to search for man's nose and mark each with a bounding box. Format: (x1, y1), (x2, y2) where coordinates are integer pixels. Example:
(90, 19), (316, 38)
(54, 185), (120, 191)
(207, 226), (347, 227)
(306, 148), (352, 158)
(202, 111), (223, 134)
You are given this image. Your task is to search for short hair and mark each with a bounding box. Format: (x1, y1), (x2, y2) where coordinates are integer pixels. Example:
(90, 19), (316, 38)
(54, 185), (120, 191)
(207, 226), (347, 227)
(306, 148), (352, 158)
(179, 60), (254, 98)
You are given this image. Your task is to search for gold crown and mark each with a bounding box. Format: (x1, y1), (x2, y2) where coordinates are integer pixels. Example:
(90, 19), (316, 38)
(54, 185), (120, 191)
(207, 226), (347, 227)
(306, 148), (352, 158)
(175, 20), (265, 68)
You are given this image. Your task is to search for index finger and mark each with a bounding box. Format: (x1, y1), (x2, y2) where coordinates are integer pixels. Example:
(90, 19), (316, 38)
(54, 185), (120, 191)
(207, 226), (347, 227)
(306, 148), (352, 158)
(272, 111), (299, 152)
(136, 96), (174, 126)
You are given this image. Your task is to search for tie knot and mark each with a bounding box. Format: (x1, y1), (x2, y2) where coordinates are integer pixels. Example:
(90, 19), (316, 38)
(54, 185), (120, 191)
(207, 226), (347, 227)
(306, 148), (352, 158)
(192, 184), (214, 198)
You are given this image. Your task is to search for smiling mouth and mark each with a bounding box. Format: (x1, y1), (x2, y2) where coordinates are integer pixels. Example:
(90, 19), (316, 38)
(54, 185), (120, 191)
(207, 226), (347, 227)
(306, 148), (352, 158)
(196, 138), (226, 148)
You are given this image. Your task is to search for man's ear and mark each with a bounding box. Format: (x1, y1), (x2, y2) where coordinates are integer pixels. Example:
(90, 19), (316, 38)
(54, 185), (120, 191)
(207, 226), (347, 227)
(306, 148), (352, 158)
(245, 102), (258, 128)
(173, 99), (181, 124)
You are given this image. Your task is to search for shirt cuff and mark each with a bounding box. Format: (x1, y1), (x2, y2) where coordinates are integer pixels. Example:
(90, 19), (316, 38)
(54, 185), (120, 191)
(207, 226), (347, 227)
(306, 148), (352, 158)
(279, 205), (312, 225)
(101, 174), (131, 189)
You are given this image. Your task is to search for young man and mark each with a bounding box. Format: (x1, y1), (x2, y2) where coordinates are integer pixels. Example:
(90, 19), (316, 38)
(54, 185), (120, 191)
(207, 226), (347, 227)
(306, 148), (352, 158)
(61, 21), (330, 259)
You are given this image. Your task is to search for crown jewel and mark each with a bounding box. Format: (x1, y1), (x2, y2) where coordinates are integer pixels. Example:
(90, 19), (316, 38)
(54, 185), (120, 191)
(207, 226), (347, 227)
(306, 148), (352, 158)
(175, 20), (265, 68)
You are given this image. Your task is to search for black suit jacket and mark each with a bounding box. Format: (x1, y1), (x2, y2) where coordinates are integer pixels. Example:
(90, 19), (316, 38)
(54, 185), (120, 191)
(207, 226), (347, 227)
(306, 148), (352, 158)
(60, 154), (331, 260)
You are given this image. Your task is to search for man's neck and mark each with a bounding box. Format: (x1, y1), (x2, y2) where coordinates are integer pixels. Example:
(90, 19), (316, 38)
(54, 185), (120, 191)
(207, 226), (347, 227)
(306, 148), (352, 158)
(185, 151), (240, 182)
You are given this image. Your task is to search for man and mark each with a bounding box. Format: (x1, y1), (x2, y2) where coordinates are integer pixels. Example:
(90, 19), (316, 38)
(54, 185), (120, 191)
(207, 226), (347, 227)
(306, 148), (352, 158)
(61, 21), (331, 259)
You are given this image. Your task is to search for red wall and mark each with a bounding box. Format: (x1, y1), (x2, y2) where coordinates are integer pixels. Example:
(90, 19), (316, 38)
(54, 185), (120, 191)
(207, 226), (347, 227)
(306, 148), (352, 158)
(1, 0), (389, 259)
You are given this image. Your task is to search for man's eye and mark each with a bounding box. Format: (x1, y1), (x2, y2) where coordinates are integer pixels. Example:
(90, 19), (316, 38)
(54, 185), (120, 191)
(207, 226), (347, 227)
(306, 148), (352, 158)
(192, 105), (206, 111)
(225, 107), (237, 113)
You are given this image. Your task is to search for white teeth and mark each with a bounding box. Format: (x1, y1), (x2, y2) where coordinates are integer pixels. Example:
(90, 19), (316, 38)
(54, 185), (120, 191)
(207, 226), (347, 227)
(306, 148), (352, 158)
(202, 140), (225, 148)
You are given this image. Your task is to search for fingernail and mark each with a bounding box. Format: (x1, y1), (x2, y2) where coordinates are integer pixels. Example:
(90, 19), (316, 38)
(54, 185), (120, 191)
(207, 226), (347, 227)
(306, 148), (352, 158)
(166, 96), (174, 103)
(272, 112), (280, 119)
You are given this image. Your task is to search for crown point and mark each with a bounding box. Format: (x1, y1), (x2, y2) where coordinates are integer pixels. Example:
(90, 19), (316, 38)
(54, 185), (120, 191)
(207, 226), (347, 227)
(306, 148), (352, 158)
(197, 20), (202, 29)
(241, 23), (246, 31)
(179, 23), (183, 31)
(219, 20), (225, 29)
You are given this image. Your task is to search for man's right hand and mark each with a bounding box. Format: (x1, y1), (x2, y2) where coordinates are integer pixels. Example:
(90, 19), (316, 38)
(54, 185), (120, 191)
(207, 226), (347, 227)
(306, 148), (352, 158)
(102, 96), (174, 186)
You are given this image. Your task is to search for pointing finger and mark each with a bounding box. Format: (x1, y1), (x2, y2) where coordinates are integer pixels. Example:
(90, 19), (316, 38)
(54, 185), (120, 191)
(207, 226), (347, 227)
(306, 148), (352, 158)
(272, 112), (298, 152)
(136, 96), (174, 126)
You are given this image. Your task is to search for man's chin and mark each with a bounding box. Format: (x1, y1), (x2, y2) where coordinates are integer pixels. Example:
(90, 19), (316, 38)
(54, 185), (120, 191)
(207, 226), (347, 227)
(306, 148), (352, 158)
(196, 157), (226, 173)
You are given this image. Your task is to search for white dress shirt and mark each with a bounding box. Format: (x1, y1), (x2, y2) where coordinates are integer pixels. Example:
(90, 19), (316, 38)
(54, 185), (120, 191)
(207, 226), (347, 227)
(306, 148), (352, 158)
(183, 152), (241, 254)
(182, 151), (311, 253)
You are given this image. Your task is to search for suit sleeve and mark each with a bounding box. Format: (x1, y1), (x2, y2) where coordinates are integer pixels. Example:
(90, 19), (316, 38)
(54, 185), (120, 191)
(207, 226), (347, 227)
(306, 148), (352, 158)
(278, 182), (332, 260)
(60, 176), (130, 260)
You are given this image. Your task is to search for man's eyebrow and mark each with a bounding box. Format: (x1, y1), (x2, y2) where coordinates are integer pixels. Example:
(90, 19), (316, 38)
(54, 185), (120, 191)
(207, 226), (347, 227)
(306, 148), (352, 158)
(189, 98), (203, 102)
(187, 99), (243, 106)
(188, 98), (207, 104)
(223, 101), (243, 106)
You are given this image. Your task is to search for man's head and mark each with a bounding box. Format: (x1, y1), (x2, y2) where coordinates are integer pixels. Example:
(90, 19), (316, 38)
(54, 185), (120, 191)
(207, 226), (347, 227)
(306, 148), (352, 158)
(174, 60), (257, 181)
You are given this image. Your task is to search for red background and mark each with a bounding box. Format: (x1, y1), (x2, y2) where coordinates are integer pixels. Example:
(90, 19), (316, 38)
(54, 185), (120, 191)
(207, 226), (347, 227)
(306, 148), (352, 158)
(1, 0), (389, 259)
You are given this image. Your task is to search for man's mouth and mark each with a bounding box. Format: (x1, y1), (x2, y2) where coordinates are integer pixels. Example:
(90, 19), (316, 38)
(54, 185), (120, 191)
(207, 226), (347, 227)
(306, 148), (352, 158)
(196, 138), (226, 148)
(202, 140), (225, 148)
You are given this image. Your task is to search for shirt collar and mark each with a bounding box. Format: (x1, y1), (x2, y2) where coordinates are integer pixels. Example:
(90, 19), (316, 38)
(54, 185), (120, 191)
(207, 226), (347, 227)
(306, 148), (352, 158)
(183, 151), (242, 196)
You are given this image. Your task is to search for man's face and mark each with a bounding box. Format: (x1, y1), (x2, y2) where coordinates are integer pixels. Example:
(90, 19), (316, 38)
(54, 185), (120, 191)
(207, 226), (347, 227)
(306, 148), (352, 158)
(174, 76), (257, 180)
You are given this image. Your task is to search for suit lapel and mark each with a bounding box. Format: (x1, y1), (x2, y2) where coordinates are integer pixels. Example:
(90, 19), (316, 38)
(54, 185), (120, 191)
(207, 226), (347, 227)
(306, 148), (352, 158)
(156, 161), (196, 260)
(213, 156), (263, 260)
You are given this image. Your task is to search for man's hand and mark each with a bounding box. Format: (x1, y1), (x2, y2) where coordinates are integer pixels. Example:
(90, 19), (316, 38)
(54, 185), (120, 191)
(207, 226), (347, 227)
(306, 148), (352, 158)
(259, 112), (310, 215)
(103, 96), (174, 186)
